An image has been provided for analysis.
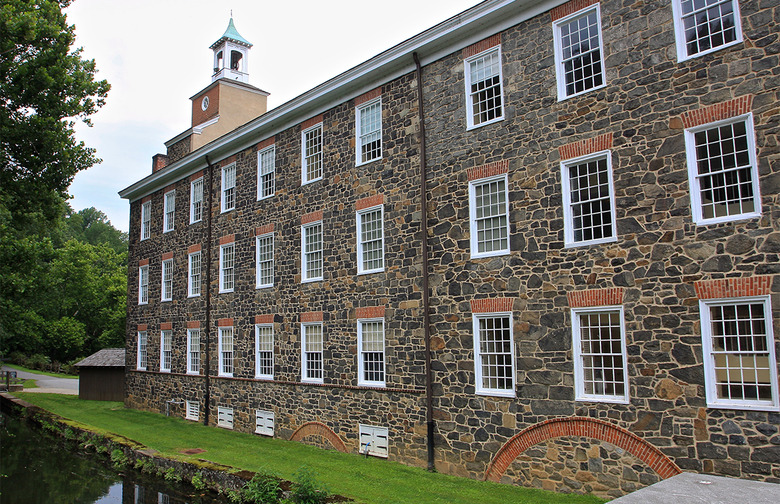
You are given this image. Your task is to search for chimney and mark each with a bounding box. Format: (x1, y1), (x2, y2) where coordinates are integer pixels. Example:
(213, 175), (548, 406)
(152, 154), (170, 173)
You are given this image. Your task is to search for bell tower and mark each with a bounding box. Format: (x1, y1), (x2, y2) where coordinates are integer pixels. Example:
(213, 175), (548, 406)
(210, 17), (252, 83)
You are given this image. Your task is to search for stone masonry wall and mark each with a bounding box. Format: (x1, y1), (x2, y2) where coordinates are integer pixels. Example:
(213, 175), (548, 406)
(125, 0), (780, 498)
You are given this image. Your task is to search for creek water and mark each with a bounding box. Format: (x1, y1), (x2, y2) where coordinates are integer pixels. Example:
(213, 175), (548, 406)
(0, 412), (227, 504)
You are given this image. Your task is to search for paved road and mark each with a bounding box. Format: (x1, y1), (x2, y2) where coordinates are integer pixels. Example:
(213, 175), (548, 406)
(0, 365), (78, 395)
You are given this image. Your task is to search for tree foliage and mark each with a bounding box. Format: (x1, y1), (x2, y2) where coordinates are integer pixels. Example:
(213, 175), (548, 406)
(0, 1), (118, 364)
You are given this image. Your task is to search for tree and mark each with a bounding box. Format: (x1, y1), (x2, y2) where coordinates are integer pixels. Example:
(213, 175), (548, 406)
(0, 0), (110, 221)
(61, 206), (128, 257)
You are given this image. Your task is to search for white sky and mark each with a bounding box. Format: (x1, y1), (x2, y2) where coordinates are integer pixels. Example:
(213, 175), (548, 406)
(65, 0), (481, 232)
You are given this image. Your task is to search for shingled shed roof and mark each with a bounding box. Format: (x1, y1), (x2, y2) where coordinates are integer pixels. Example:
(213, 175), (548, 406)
(75, 348), (125, 368)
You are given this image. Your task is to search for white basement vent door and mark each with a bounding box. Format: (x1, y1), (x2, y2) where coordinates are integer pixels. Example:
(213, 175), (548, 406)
(359, 424), (388, 458)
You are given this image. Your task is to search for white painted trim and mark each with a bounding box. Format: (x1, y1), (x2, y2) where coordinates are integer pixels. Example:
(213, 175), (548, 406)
(356, 204), (385, 275)
(255, 233), (274, 289)
(672, 0), (743, 62)
(254, 323), (274, 380)
(357, 318), (386, 387)
(464, 46), (505, 130)
(469, 173), (511, 259)
(473, 311), (516, 397)
(552, 4), (607, 101)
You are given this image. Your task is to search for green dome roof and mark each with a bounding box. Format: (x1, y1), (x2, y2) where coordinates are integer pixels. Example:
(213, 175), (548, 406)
(210, 18), (252, 49)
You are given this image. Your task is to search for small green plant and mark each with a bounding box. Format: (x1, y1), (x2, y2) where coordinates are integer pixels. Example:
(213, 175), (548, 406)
(289, 467), (328, 504)
(164, 467), (182, 483)
(191, 472), (207, 491)
(242, 470), (282, 504)
(63, 427), (75, 440)
(110, 449), (128, 468)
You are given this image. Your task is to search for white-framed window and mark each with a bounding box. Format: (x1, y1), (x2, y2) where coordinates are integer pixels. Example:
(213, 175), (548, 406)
(221, 163), (236, 213)
(672, 0), (742, 61)
(359, 424), (389, 458)
(356, 98), (382, 165)
(301, 322), (324, 383)
(257, 145), (275, 200)
(685, 114), (760, 225)
(219, 243), (235, 293)
(138, 265), (149, 305)
(553, 4), (606, 100)
(187, 328), (200, 375)
(473, 312), (515, 397)
(561, 151), (617, 247)
(160, 330), (172, 372)
(302, 123), (323, 184)
(572, 306), (629, 403)
(217, 406), (234, 429)
(185, 401), (199, 421)
(464, 47), (504, 129)
(358, 319), (385, 387)
(190, 177), (204, 224)
(469, 174), (510, 258)
(163, 190), (175, 233)
(140, 200), (151, 240)
(700, 296), (778, 411)
(137, 331), (147, 370)
(218, 326), (234, 377)
(255, 324), (274, 380)
(255, 409), (275, 436)
(256, 233), (274, 288)
(302, 221), (323, 282)
(161, 258), (173, 302)
(357, 205), (384, 274)
(188, 251), (201, 297)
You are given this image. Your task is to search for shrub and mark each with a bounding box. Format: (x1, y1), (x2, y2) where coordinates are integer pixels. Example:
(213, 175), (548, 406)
(289, 467), (328, 504)
(110, 449), (128, 468)
(164, 467), (182, 483)
(25, 353), (50, 371)
(191, 472), (207, 491)
(242, 470), (282, 504)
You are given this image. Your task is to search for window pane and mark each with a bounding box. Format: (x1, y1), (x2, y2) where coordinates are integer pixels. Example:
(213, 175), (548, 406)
(577, 310), (625, 398)
(473, 178), (508, 254)
(359, 102), (381, 163)
(304, 126), (323, 182)
(478, 316), (513, 391)
(469, 49), (503, 125)
(559, 9), (604, 96)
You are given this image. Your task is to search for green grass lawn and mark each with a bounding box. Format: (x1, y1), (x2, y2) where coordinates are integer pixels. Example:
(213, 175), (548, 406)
(3, 363), (78, 379)
(15, 393), (605, 504)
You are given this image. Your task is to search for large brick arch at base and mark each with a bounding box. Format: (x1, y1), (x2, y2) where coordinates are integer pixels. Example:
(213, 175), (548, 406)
(289, 421), (348, 453)
(485, 417), (681, 482)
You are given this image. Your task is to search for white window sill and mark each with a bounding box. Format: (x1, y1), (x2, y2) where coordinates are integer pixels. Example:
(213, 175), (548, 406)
(557, 82), (607, 102)
(466, 116), (504, 131)
(476, 389), (515, 398)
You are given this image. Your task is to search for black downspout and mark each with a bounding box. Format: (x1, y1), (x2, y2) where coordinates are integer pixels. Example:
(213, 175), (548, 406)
(203, 155), (215, 426)
(413, 51), (435, 472)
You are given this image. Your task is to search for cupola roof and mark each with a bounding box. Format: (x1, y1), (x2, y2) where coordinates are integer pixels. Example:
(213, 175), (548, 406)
(210, 17), (252, 49)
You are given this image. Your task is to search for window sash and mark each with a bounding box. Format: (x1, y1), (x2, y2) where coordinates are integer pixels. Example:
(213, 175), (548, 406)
(302, 125), (323, 183)
(470, 175), (510, 257)
(572, 307), (628, 403)
(161, 259), (173, 301)
(302, 222), (323, 281)
(474, 314), (515, 396)
(302, 323), (323, 383)
(554, 6), (606, 99)
(137, 331), (147, 370)
(466, 48), (503, 128)
(562, 152), (617, 247)
(701, 297), (778, 411)
(357, 206), (384, 274)
(357, 100), (381, 165)
(141, 201), (151, 240)
(187, 329), (200, 374)
(220, 243), (235, 292)
(219, 327), (234, 377)
(160, 330), (172, 372)
(257, 147), (275, 199)
(190, 178), (203, 223)
(255, 324), (274, 379)
(674, 0), (741, 60)
(256, 234), (274, 288)
(138, 265), (149, 304)
(359, 319), (385, 386)
(221, 164), (236, 212)
(188, 252), (201, 297)
(163, 191), (175, 232)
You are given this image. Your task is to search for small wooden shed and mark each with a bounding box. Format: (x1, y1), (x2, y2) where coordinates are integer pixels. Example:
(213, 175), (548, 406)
(74, 348), (125, 401)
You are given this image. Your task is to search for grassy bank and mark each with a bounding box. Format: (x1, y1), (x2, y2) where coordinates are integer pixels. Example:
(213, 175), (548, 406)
(3, 363), (78, 379)
(15, 393), (605, 504)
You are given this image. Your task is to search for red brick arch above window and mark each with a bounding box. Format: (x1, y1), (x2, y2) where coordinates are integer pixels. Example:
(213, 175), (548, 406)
(462, 34), (501, 59)
(289, 421), (347, 453)
(551, 0), (600, 22)
(567, 287), (624, 308)
(558, 133), (613, 161)
(694, 276), (772, 299)
(484, 417), (682, 482)
(466, 160), (509, 182)
(679, 95), (753, 129)
(470, 298), (514, 313)
(356, 306), (385, 319)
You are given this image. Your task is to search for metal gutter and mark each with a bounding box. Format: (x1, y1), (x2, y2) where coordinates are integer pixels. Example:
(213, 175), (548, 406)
(118, 0), (565, 202)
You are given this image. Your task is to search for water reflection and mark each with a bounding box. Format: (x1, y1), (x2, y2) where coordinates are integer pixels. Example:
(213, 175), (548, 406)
(0, 412), (226, 504)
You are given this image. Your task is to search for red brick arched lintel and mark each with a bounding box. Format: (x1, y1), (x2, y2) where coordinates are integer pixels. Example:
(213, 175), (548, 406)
(484, 417), (681, 482)
(289, 421), (348, 453)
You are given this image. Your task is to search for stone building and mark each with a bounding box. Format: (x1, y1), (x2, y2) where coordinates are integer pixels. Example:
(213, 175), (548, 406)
(119, 0), (780, 498)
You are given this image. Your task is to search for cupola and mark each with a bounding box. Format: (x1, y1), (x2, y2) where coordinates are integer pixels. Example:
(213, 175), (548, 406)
(210, 17), (252, 83)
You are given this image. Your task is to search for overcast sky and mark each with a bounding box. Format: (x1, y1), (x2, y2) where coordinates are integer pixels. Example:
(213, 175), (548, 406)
(64, 0), (481, 232)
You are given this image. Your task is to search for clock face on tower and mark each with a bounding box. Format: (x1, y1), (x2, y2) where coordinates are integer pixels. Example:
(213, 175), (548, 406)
(201, 96), (210, 111)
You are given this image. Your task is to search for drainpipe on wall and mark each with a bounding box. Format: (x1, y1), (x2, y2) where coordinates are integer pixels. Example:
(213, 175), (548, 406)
(413, 51), (436, 472)
(203, 155), (215, 426)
